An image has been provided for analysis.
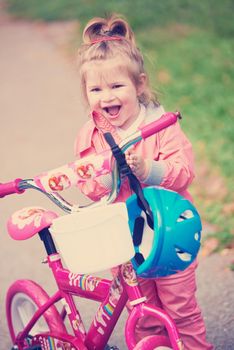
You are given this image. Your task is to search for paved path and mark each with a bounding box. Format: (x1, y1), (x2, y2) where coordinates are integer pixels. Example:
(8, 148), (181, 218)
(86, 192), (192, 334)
(0, 13), (233, 350)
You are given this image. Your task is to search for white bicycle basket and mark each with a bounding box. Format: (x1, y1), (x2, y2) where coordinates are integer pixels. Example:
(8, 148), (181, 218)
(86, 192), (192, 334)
(49, 203), (135, 274)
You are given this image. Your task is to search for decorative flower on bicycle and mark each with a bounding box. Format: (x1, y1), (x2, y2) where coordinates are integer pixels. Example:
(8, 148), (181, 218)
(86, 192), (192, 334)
(76, 163), (95, 179)
(48, 173), (71, 191)
(11, 207), (46, 229)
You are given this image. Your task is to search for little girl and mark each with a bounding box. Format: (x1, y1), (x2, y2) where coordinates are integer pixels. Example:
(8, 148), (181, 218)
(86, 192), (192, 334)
(74, 14), (213, 350)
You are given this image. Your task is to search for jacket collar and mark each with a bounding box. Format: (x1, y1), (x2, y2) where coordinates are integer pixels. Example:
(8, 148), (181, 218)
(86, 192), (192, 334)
(78, 103), (164, 153)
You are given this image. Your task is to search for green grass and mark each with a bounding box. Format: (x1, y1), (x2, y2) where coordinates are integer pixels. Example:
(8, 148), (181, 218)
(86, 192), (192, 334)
(138, 26), (234, 249)
(6, 0), (234, 38)
(6, 0), (234, 249)
(141, 28), (234, 179)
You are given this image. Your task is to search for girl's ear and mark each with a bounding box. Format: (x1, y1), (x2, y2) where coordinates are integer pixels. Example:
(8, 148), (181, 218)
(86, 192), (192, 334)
(137, 73), (147, 96)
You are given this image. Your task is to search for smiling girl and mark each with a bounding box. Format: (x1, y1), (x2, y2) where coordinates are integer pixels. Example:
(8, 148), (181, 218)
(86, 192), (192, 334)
(74, 14), (213, 350)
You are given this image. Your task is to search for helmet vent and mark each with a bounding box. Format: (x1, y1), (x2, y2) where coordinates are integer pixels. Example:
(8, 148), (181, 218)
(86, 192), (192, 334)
(177, 209), (194, 222)
(175, 247), (192, 262)
(133, 216), (145, 246)
(139, 212), (154, 258)
(194, 232), (200, 241)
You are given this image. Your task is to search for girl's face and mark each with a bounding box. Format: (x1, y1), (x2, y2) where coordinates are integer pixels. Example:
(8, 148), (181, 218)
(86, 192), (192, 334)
(84, 57), (145, 130)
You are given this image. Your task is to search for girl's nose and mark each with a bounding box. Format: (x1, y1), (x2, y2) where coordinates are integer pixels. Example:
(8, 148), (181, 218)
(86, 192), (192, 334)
(101, 89), (115, 103)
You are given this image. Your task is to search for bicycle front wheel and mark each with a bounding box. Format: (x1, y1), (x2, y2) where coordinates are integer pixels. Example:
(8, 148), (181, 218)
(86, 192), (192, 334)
(134, 335), (173, 350)
(6, 279), (66, 343)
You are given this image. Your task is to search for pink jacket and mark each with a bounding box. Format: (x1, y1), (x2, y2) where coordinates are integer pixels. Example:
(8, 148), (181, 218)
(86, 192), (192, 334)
(74, 105), (194, 202)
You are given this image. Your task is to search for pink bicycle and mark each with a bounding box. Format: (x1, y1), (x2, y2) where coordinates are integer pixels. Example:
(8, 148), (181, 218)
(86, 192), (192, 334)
(0, 112), (201, 350)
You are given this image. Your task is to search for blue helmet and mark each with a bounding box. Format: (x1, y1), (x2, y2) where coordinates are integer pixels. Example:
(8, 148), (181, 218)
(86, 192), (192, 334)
(126, 187), (202, 278)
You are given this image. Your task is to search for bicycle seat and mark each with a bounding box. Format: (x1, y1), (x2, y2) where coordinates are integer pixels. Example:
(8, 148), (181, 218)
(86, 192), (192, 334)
(7, 206), (58, 240)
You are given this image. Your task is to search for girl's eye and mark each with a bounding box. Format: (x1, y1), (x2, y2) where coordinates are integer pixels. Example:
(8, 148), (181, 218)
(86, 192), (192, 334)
(112, 84), (123, 89)
(90, 87), (100, 92)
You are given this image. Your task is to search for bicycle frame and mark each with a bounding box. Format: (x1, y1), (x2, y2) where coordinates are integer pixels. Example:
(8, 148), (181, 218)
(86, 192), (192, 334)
(12, 244), (182, 350)
(1, 111), (184, 350)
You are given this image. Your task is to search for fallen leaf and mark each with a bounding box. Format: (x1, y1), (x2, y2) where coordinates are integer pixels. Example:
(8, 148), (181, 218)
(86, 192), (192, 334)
(201, 237), (219, 256)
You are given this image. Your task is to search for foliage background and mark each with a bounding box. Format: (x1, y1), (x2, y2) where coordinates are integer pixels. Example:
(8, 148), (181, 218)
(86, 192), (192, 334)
(7, 0), (234, 251)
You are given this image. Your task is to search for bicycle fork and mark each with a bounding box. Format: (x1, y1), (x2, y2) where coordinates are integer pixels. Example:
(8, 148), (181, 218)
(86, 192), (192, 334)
(120, 262), (183, 350)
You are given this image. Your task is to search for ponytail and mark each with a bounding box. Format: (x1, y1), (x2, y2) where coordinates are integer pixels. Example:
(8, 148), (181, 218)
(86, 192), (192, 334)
(82, 14), (135, 45)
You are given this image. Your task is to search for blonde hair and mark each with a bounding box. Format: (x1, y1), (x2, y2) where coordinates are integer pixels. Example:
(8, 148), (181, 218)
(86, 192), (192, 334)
(77, 14), (159, 106)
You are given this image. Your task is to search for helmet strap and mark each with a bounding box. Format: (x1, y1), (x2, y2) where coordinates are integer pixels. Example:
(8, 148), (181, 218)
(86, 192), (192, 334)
(104, 131), (154, 228)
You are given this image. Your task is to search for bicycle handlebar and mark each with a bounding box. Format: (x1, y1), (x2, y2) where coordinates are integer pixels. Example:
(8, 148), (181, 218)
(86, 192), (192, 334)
(0, 179), (25, 198)
(0, 111), (180, 210)
(139, 111), (180, 139)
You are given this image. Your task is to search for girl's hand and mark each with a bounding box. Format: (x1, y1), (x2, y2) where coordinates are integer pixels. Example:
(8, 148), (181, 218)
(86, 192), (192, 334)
(125, 149), (150, 181)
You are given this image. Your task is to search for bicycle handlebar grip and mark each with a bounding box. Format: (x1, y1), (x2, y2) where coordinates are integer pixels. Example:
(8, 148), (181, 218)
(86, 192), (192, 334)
(139, 112), (180, 139)
(0, 178), (24, 198)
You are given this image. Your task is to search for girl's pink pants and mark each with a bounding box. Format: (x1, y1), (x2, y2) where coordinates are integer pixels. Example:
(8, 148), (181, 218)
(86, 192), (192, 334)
(135, 261), (213, 350)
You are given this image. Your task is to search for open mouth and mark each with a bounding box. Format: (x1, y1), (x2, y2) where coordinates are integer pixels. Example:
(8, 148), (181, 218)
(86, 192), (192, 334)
(103, 105), (121, 117)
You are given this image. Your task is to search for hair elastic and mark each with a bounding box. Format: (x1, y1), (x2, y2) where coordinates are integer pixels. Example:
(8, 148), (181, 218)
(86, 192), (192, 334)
(91, 36), (123, 45)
